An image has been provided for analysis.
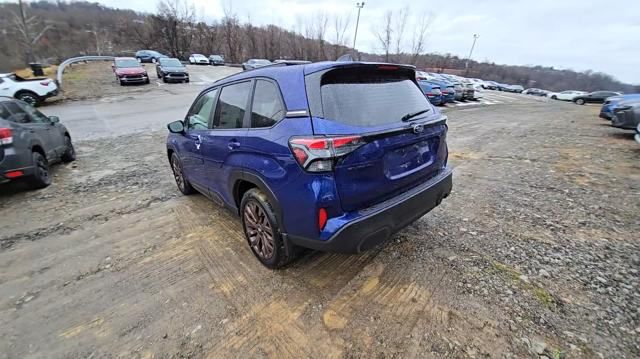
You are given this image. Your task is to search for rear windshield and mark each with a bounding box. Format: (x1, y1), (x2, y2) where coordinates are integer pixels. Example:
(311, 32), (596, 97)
(319, 67), (430, 127)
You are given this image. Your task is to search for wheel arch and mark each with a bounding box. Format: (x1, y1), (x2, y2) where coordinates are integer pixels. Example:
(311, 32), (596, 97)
(230, 171), (285, 232)
(31, 143), (46, 158)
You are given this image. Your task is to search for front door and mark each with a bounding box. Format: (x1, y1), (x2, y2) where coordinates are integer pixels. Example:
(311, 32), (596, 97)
(180, 89), (218, 189)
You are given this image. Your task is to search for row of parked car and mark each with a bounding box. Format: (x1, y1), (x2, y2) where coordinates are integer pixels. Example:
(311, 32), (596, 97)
(414, 71), (482, 106)
(134, 50), (225, 66)
(598, 93), (640, 141)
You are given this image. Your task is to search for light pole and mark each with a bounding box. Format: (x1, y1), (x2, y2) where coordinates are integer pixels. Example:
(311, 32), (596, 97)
(86, 30), (100, 56)
(465, 33), (479, 71)
(352, 2), (365, 49)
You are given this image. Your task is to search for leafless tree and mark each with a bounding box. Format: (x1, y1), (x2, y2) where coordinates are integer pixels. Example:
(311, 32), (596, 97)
(156, 0), (196, 59)
(12, 0), (53, 62)
(331, 14), (350, 59)
(393, 7), (409, 61)
(374, 10), (393, 62)
(409, 13), (434, 66)
(221, 2), (243, 62)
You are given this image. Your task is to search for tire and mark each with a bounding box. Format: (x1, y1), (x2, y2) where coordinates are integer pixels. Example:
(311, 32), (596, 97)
(152, 58), (157, 63)
(170, 153), (195, 195)
(575, 98), (585, 105)
(185, 79), (190, 83)
(119, 80), (125, 86)
(26, 151), (51, 189)
(241, 188), (297, 269)
(16, 91), (40, 107)
(162, 76), (168, 83)
(551, 95), (557, 100)
(145, 78), (150, 84)
(61, 135), (76, 162)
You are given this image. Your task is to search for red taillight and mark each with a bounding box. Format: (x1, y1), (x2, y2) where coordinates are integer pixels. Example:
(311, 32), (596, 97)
(40, 80), (50, 86)
(378, 65), (399, 70)
(289, 135), (364, 172)
(318, 208), (328, 231)
(0, 128), (12, 145)
(5, 170), (23, 178)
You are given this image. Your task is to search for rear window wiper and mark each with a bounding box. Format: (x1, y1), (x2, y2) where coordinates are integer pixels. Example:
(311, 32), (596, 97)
(401, 109), (430, 122)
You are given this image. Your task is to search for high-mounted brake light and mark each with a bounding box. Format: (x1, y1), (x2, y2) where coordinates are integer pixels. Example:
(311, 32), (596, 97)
(289, 135), (364, 172)
(0, 128), (13, 145)
(378, 65), (399, 70)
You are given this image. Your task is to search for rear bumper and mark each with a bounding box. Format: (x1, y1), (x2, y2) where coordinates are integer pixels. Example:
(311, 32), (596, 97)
(42, 88), (59, 99)
(0, 149), (34, 184)
(287, 168), (453, 253)
(611, 111), (639, 129)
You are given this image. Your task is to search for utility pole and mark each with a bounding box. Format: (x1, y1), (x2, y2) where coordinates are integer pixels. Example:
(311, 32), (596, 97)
(352, 2), (365, 49)
(465, 34), (479, 71)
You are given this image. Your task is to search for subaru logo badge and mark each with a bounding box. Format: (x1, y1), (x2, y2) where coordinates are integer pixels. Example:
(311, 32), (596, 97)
(412, 123), (424, 134)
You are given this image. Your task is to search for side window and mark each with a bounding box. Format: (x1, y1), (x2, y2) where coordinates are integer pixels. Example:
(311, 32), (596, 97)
(3, 102), (31, 123)
(19, 103), (49, 123)
(0, 104), (10, 120)
(213, 81), (251, 129)
(187, 89), (218, 130)
(250, 80), (285, 128)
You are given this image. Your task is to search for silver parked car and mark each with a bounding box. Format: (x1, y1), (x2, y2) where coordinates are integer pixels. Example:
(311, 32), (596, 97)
(242, 59), (272, 71)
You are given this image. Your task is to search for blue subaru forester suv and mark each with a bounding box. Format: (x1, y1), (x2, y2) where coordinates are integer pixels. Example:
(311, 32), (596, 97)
(166, 61), (453, 268)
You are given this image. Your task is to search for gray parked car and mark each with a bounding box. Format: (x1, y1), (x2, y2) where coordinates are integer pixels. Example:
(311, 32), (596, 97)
(155, 58), (189, 83)
(242, 59), (272, 71)
(611, 100), (640, 130)
(0, 97), (75, 189)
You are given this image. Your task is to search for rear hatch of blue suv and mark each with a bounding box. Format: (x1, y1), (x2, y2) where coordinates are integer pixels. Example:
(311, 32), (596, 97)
(286, 63), (452, 255)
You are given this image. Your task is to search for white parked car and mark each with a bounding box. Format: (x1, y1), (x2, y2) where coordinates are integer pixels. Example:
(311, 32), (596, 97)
(547, 90), (586, 101)
(0, 73), (59, 106)
(188, 54), (209, 65)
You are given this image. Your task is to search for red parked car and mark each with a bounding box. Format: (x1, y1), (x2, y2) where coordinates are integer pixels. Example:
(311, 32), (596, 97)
(112, 57), (149, 86)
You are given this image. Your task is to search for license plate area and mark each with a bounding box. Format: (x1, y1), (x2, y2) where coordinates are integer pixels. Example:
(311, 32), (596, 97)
(383, 138), (436, 180)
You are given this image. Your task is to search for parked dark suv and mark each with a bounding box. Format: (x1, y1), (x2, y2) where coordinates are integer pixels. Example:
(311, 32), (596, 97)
(0, 97), (75, 189)
(166, 62), (453, 268)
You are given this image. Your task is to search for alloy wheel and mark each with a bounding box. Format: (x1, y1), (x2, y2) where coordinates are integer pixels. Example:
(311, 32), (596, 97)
(243, 201), (275, 260)
(19, 93), (38, 106)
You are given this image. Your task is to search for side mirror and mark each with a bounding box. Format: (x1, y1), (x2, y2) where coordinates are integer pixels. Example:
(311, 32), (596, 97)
(167, 120), (185, 133)
(49, 115), (60, 124)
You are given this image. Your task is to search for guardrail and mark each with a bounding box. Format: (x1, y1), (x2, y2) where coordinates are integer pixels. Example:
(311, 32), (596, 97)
(56, 56), (115, 90)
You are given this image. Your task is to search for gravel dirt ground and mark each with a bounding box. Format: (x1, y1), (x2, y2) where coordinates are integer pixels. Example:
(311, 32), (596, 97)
(1, 86), (639, 358)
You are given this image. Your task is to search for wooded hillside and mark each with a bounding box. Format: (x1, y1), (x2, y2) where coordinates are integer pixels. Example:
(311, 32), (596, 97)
(0, 1), (636, 93)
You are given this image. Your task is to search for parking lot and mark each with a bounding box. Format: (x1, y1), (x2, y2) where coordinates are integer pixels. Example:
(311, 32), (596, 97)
(1, 64), (639, 358)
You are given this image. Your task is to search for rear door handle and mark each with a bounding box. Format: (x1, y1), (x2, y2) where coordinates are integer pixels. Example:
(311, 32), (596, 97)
(228, 139), (240, 149)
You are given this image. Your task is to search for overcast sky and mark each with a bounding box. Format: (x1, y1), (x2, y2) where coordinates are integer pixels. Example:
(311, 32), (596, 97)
(86, 0), (640, 84)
